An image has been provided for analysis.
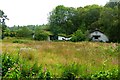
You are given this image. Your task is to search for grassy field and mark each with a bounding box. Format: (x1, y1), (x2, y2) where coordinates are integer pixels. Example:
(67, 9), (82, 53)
(1, 37), (119, 79)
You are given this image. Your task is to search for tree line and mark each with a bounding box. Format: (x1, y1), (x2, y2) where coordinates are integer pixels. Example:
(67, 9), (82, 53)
(48, 1), (120, 42)
(0, 1), (120, 42)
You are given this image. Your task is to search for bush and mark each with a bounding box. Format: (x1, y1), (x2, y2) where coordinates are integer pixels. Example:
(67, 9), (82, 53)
(4, 28), (11, 37)
(16, 27), (32, 38)
(12, 39), (28, 44)
(34, 30), (48, 41)
(90, 69), (118, 80)
(9, 31), (16, 37)
(2, 53), (46, 79)
(2, 53), (16, 76)
(3, 64), (21, 79)
(62, 63), (80, 79)
(38, 67), (51, 79)
(70, 30), (85, 42)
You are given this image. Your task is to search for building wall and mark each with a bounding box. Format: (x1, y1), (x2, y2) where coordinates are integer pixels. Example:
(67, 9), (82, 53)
(90, 31), (109, 42)
(58, 36), (65, 40)
(58, 36), (71, 41)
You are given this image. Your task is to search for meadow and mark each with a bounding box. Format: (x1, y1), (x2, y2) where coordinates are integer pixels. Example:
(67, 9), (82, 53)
(1, 37), (119, 79)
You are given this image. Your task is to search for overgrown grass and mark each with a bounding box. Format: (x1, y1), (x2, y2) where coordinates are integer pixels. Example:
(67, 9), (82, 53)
(2, 38), (119, 79)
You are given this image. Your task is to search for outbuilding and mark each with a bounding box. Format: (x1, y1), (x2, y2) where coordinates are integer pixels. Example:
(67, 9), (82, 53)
(58, 36), (71, 41)
(89, 29), (109, 42)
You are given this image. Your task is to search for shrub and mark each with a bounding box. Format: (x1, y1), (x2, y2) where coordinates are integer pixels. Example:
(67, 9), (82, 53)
(9, 31), (16, 37)
(4, 28), (11, 37)
(12, 39), (28, 44)
(34, 30), (48, 41)
(90, 69), (118, 80)
(2, 52), (43, 79)
(3, 61), (42, 79)
(3, 64), (21, 79)
(2, 53), (16, 76)
(62, 63), (80, 79)
(70, 30), (85, 42)
(16, 27), (32, 38)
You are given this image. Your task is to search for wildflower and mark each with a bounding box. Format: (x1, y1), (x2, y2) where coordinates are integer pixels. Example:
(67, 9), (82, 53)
(30, 68), (32, 71)
(8, 68), (11, 71)
(44, 64), (47, 73)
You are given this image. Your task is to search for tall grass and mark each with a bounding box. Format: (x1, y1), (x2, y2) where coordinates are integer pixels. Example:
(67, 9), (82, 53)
(2, 38), (119, 78)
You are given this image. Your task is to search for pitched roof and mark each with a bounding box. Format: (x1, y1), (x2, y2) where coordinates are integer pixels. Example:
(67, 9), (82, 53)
(90, 28), (103, 33)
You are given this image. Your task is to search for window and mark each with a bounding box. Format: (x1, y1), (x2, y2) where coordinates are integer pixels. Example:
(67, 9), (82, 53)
(93, 35), (100, 39)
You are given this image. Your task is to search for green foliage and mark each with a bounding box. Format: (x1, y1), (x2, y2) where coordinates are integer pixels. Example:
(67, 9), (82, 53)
(9, 31), (16, 37)
(0, 10), (9, 39)
(16, 27), (32, 38)
(4, 2), (119, 42)
(48, 3), (119, 42)
(105, 2), (118, 8)
(70, 30), (85, 42)
(83, 5), (102, 29)
(90, 69), (118, 80)
(12, 39), (28, 44)
(62, 63), (80, 79)
(2, 52), (52, 79)
(80, 69), (119, 80)
(49, 5), (78, 35)
(1, 24), (7, 39)
(3, 64), (21, 79)
(0, 10), (4, 17)
(4, 28), (11, 37)
(1, 2), (120, 42)
(34, 28), (48, 41)
(2, 53), (16, 76)
(20, 62), (34, 78)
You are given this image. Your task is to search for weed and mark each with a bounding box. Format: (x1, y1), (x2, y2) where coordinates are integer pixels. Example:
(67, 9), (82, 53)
(62, 63), (80, 79)
(12, 39), (28, 44)
(2, 53), (15, 76)
(90, 69), (118, 80)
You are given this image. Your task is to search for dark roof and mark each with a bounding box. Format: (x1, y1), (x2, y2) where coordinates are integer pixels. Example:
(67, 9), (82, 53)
(90, 28), (103, 33)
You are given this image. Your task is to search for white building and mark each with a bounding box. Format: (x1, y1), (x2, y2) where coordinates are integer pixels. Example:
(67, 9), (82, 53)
(89, 29), (109, 42)
(58, 36), (71, 41)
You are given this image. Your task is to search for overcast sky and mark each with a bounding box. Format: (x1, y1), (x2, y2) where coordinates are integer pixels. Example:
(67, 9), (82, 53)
(0, 0), (109, 27)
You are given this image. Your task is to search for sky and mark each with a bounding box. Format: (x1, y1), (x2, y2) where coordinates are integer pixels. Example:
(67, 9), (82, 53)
(0, 0), (109, 27)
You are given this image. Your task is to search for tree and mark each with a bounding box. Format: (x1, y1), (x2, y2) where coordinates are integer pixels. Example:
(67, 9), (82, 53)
(0, 10), (9, 39)
(108, 20), (120, 42)
(105, 2), (118, 8)
(49, 5), (78, 35)
(82, 5), (102, 30)
(99, 5), (119, 42)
